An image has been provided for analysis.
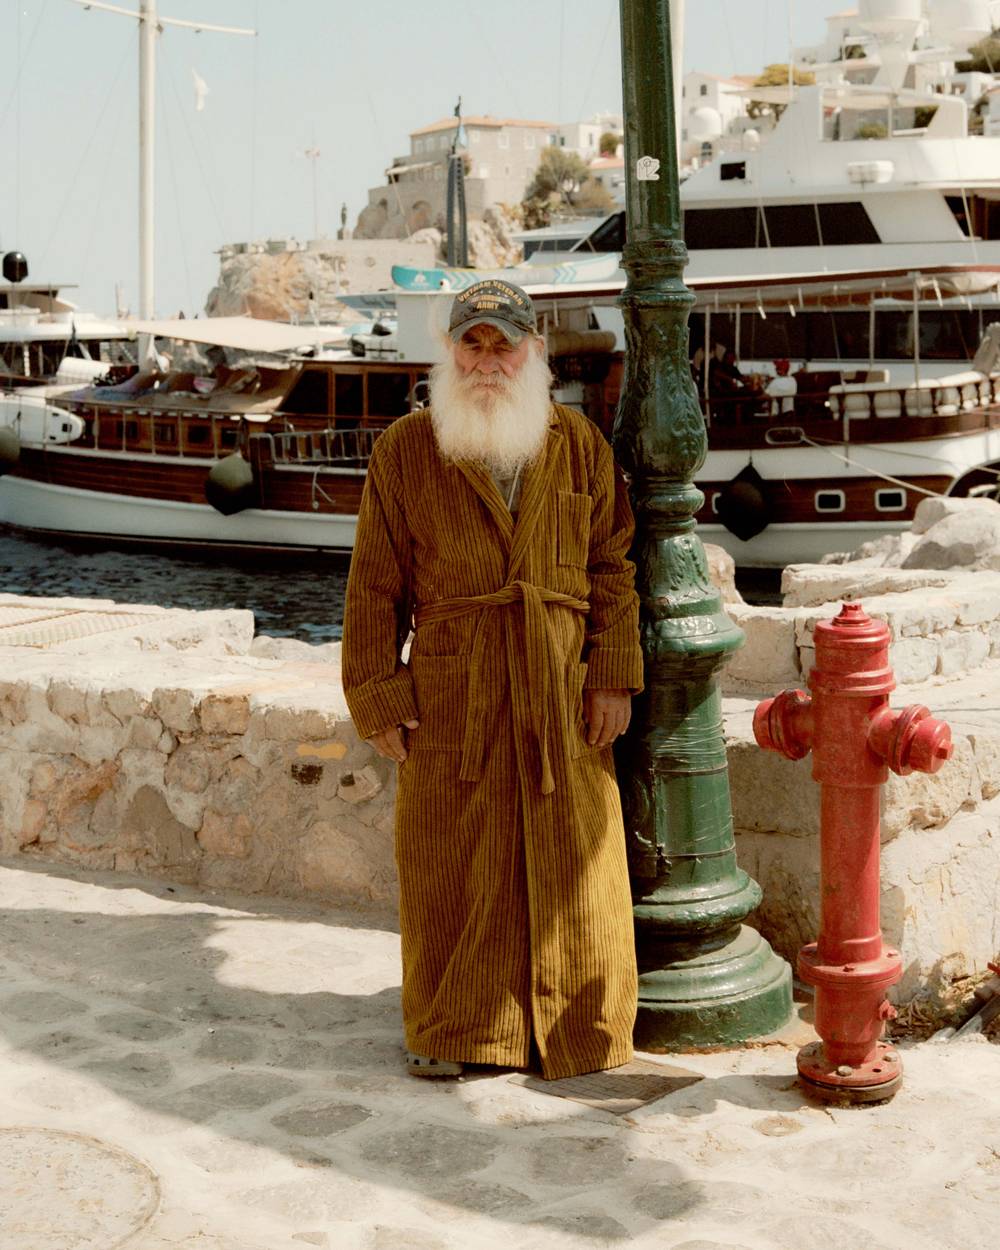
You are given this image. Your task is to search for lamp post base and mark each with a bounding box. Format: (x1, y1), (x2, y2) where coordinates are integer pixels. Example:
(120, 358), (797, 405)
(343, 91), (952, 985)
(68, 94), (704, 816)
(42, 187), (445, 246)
(634, 924), (793, 1051)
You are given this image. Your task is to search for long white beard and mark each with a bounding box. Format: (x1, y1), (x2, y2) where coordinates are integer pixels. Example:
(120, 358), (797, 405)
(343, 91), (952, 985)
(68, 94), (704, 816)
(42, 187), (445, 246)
(428, 345), (553, 475)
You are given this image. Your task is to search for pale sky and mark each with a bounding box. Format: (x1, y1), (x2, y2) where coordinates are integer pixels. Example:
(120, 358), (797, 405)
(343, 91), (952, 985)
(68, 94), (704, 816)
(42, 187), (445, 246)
(2, 0), (837, 317)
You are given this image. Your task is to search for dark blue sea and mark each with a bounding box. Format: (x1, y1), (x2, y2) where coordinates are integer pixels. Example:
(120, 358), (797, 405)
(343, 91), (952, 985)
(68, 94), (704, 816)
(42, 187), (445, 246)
(0, 526), (350, 643)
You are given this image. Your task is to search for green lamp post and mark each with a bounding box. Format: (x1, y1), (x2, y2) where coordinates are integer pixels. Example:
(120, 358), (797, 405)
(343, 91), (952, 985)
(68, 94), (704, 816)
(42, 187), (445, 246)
(613, 0), (792, 1048)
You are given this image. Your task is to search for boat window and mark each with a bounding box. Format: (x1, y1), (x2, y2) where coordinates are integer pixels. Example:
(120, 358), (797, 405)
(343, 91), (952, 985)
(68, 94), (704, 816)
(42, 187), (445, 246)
(219, 427), (238, 449)
(763, 204), (820, 248)
(334, 372), (364, 418)
(186, 424), (210, 445)
(125, 421), (139, 441)
(720, 161), (746, 182)
(154, 423), (176, 444)
(816, 202), (879, 245)
(829, 312), (870, 359)
(283, 369), (330, 415)
(740, 310), (808, 361)
(875, 488), (906, 512)
(944, 194), (1000, 241)
(815, 490), (846, 513)
(367, 371), (413, 418)
(684, 207), (760, 249)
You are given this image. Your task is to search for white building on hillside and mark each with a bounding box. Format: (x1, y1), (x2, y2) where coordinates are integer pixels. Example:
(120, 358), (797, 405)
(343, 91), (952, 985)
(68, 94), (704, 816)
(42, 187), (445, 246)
(681, 72), (759, 166)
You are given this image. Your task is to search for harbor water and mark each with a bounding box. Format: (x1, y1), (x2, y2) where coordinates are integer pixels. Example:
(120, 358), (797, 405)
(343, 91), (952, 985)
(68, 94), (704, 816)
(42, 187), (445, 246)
(0, 527), (350, 643)
(1, 526), (781, 639)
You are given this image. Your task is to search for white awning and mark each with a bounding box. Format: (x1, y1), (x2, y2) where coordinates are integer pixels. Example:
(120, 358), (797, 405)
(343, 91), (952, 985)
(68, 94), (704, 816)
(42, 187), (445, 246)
(126, 316), (347, 353)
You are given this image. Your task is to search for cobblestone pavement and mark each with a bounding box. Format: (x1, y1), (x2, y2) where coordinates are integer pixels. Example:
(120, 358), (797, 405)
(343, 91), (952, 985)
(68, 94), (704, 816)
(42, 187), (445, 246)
(0, 860), (997, 1250)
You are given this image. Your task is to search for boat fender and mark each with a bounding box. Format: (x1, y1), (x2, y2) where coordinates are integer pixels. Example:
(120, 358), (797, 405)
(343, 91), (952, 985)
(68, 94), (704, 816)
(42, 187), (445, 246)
(716, 462), (771, 543)
(0, 426), (20, 477)
(205, 452), (255, 516)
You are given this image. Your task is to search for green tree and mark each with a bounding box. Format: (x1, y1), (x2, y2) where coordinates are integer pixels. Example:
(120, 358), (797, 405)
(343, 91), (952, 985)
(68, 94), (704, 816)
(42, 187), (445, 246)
(522, 147), (596, 227)
(747, 63), (816, 119)
(957, 33), (1000, 72)
(855, 120), (888, 140)
(599, 130), (620, 156)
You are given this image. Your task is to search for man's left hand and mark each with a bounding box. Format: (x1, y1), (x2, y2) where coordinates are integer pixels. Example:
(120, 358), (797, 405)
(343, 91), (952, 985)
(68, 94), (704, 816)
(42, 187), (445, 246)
(583, 688), (631, 749)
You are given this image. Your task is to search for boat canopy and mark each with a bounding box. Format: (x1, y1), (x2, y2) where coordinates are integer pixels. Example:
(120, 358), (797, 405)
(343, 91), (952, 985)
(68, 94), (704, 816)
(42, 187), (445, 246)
(127, 316), (347, 354)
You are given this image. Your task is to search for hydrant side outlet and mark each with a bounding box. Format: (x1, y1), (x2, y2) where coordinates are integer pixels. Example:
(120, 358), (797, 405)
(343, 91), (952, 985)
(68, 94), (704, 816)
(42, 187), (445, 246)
(754, 602), (953, 1106)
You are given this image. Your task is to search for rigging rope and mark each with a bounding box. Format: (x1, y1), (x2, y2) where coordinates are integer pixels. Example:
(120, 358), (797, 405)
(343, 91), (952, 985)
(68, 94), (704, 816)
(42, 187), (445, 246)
(797, 433), (945, 497)
(161, 42), (230, 243)
(160, 75), (196, 316)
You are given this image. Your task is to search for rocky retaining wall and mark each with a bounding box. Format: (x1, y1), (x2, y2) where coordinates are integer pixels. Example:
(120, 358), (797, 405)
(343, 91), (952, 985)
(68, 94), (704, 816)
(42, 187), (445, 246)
(1, 593), (997, 1008)
(724, 568), (1000, 694)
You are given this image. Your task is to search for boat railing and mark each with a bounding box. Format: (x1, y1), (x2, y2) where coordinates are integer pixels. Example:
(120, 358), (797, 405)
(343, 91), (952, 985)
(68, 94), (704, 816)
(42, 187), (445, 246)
(826, 370), (999, 420)
(249, 426), (380, 468)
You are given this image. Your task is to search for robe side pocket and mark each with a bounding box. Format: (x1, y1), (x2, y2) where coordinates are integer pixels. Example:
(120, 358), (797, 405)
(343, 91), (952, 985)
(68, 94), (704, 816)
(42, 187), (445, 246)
(408, 655), (470, 750)
(557, 492), (593, 569)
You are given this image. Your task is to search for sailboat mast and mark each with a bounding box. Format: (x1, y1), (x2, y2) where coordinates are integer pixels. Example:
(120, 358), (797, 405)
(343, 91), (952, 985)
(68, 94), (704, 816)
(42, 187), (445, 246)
(139, 0), (157, 320)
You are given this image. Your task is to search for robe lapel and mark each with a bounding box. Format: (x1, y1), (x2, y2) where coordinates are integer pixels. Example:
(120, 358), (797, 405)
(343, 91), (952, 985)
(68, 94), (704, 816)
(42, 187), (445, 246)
(455, 460), (515, 547)
(508, 410), (563, 582)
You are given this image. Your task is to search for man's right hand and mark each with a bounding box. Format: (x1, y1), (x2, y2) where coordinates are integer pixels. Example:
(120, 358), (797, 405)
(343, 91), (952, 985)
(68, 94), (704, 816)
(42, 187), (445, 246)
(368, 719), (419, 763)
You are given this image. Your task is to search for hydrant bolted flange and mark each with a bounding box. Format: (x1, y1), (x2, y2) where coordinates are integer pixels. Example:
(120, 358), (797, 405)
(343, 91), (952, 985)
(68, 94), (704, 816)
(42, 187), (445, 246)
(754, 602), (953, 1105)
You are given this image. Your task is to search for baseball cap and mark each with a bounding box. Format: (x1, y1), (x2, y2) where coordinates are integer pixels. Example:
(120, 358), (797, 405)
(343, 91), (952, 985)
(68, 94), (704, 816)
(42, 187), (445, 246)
(448, 279), (537, 344)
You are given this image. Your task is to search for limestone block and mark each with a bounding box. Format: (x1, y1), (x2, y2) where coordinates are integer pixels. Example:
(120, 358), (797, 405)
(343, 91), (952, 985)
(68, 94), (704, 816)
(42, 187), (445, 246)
(127, 716), (165, 751)
(952, 582), (1000, 627)
(969, 732), (1000, 800)
(152, 687), (199, 733)
(123, 785), (200, 869)
(49, 760), (120, 834)
(103, 688), (153, 721)
(164, 742), (214, 793)
(704, 543), (743, 605)
(47, 682), (87, 724)
(889, 637), (939, 686)
(781, 564), (952, 609)
(904, 507), (1000, 571)
(336, 766), (383, 805)
(991, 620), (1000, 657)
(249, 635), (341, 664)
(74, 724), (129, 767)
(882, 736), (976, 837)
(875, 592), (958, 639)
(264, 705), (341, 742)
(0, 682), (28, 725)
(18, 798), (47, 846)
(200, 693), (251, 736)
(723, 606), (801, 691)
(792, 608), (832, 649)
(197, 809), (253, 859)
(938, 629), (990, 677)
(911, 494), (1000, 535)
(296, 814), (397, 902)
(735, 831), (820, 966)
(728, 743), (820, 838)
(29, 760), (61, 796)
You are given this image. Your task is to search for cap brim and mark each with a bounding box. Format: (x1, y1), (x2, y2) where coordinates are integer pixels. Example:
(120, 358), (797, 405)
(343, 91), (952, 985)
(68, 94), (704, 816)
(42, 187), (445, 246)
(449, 315), (527, 345)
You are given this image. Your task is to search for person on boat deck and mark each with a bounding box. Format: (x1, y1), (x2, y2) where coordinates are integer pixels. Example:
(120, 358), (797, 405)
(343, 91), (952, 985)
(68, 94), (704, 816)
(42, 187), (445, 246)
(342, 279), (643, 1081)
(709, 343), (756, 420)
(765, 358), (797, 417)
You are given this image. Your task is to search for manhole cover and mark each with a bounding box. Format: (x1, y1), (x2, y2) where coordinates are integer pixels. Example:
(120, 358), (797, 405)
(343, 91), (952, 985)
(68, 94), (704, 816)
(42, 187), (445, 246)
(508, 1058), (703, 1115)
(0, 1127), (160, 1249)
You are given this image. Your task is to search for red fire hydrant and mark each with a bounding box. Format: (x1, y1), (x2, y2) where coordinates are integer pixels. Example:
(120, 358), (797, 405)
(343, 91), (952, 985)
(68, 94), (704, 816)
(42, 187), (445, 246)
(753, 602), (953, 1103)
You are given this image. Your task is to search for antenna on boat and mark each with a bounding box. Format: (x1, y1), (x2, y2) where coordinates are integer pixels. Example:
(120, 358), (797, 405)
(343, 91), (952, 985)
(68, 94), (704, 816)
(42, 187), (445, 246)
(69, 0), (256, 321)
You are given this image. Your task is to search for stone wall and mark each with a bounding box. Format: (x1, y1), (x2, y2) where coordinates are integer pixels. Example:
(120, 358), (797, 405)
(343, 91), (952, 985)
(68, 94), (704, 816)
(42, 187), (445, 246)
(1, 590), (998, 1009)
(724, 568), (1000, 694)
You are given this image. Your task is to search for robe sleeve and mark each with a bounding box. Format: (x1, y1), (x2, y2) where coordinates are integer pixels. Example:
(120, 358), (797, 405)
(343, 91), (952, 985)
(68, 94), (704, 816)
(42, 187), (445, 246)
(583, 435), (645, 694)
(342, 435), (419, 739)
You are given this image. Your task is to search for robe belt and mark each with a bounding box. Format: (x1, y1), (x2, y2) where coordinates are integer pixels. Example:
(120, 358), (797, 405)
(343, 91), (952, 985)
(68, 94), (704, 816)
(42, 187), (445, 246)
(414, 581), (590, 796)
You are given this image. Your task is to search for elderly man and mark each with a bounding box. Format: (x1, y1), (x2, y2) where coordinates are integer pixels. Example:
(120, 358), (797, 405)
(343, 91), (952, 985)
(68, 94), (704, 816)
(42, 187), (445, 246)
(342, 279), (643, 1081)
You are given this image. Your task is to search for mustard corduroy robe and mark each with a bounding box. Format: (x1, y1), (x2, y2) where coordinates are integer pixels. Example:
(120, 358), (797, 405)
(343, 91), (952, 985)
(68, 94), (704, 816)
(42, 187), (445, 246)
(342, 403), (644, 1079)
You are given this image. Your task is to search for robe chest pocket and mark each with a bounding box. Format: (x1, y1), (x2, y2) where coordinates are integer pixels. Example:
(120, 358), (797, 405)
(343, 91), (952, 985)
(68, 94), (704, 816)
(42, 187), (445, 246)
(557, 492), (593, 569)
(409, 655), (469, 750)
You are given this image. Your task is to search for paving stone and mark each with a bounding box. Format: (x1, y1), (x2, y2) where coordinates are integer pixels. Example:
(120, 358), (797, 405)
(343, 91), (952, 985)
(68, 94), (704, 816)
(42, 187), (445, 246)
(672, 1243), (755, 1250)
(195, 1028), (263, 1063)
(371, 1229), (449, 1250)
(174, 1072), (300, 1113)
(267, 1039), (349, 1070)
(769, 1215), (895, 1250)
(83, 1050), (176, 1090)
(2, 990), (88, 1023)
(27, 1030), (99, 1060)
(359, 1124), (501, 1182)
(270, 1102), (372, 1138)
(785, 1130), (932, 1186)
(632, 1180), (773, 1222)
(533, 1213), (630, 1240)
(422, 1179), (533, 1216)
(95, 1010), (183, 1041)
(523, 1135), (631, 1186)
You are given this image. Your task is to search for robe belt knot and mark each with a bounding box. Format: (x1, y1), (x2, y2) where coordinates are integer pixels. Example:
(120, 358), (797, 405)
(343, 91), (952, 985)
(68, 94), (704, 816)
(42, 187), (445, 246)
(414, 581), (590, 795)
